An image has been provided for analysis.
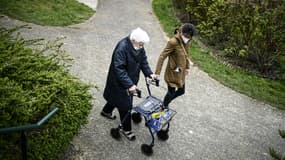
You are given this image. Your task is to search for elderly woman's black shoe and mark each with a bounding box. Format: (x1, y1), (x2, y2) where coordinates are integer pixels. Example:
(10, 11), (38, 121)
(101, 111), (116, 120)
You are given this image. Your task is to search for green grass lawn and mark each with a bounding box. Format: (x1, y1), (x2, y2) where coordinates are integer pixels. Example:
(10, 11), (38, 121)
(0, 0), (94, 26)
(152, 0), (285, 110)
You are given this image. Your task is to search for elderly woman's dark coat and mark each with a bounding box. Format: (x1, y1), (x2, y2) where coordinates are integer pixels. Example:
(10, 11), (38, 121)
(103, 36), (153, 111)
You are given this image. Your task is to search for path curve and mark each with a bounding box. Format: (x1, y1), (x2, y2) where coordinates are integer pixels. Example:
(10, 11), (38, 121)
(0, 0), (284, 159)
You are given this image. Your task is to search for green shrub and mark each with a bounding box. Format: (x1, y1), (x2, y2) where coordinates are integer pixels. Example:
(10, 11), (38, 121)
(185, 0), (214, 24)
(192, 0), (229, 48)
(182, 0), (285, 78)
(225, 1), (285, 76)
(0, 26), (94, 160)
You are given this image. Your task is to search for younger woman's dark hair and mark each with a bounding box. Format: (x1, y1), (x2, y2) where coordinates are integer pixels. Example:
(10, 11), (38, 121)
(181, 23), (195, 37)
(173, 28), (179, 34)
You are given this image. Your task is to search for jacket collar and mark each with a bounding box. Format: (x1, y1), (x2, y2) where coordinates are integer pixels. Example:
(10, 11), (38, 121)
(175, 34), (190, 46)
(126, 36), (142, 62)
(126, 36), (135, 51)
(175, 34), (184, 45)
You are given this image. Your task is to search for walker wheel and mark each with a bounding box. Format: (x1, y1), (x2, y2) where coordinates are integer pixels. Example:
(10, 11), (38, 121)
(110, 128), (121, 140)
(141, 144), (153, 156)
(157, 130), (169, 141)
(145, 122), (149, 127)
(131, 112), (142, 123)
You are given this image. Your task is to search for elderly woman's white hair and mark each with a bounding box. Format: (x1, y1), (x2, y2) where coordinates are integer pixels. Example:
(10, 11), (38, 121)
(130, 27), (150, 44)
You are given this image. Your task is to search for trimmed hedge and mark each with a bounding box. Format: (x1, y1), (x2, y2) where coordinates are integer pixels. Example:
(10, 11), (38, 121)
(0, 26), (93, 160)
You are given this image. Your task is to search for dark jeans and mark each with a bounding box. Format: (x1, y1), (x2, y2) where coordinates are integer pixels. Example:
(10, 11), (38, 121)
(102, 102), (132, 131)
(163, 84), (185, 107)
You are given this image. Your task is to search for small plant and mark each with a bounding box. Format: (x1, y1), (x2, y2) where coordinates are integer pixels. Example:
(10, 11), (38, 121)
(269, 130), (285, 160)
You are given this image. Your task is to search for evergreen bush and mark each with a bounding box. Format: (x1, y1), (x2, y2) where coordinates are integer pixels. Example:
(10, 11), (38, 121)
(0, 26), (94, 160)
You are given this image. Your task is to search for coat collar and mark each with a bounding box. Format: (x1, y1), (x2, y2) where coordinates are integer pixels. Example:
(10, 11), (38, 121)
(126, 36), (144, 63)
(126, 36), (136, 51)
(174, 34), (190, 47)
(175, 34), (185, 45)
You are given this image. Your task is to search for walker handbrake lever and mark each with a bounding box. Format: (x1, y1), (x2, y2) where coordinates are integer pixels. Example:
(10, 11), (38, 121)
(147, 78), (160, 87)
(135, 88), (142, 98)
(127, 88), (142, 98)
(154, 79), (159, 87)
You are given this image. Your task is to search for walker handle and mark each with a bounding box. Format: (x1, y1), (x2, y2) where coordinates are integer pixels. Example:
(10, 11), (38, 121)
(127, 88), (142, 98)
(145, 77), (159, 96)
(136, 88), (142, 98)
(147, 78), (160, 87)
(155, 79), (159, 87)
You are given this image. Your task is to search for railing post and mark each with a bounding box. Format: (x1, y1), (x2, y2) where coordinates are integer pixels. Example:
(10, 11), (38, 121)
(0, 107), (58, 160)
(21, 131), (28, 160)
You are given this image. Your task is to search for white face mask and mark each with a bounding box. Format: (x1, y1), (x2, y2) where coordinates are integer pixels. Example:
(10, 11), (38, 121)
(134, 46), (140, 50)
(181, 35), (190, 44)
(133, 42), (144, 50)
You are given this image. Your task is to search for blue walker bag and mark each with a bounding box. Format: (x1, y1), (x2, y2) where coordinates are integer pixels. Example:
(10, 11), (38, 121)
(148, 109), (175, 131)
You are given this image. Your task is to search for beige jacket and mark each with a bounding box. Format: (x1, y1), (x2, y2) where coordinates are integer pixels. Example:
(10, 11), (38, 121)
(155, 34), (190, 88)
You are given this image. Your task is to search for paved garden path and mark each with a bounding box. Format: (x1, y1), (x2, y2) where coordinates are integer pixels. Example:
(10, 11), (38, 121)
(1, 0), (284, 159)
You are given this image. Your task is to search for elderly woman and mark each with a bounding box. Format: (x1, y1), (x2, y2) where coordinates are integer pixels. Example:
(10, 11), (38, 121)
(101, 28), (156, 141)
(155, 23), (195, 109)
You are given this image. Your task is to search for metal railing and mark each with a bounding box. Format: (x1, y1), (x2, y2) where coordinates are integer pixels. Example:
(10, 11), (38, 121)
(0, 107), (59, 160)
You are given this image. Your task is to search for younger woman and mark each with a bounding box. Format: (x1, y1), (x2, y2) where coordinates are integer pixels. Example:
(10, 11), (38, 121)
(155, 23), (195, 108)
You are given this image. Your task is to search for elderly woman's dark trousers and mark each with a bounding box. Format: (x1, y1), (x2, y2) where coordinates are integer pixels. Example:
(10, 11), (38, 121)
(163, 84), (185, 107)
(102, 102), (132, 131)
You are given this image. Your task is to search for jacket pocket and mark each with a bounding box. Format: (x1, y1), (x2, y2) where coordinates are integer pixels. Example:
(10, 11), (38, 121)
(166, 69), (183, 84)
